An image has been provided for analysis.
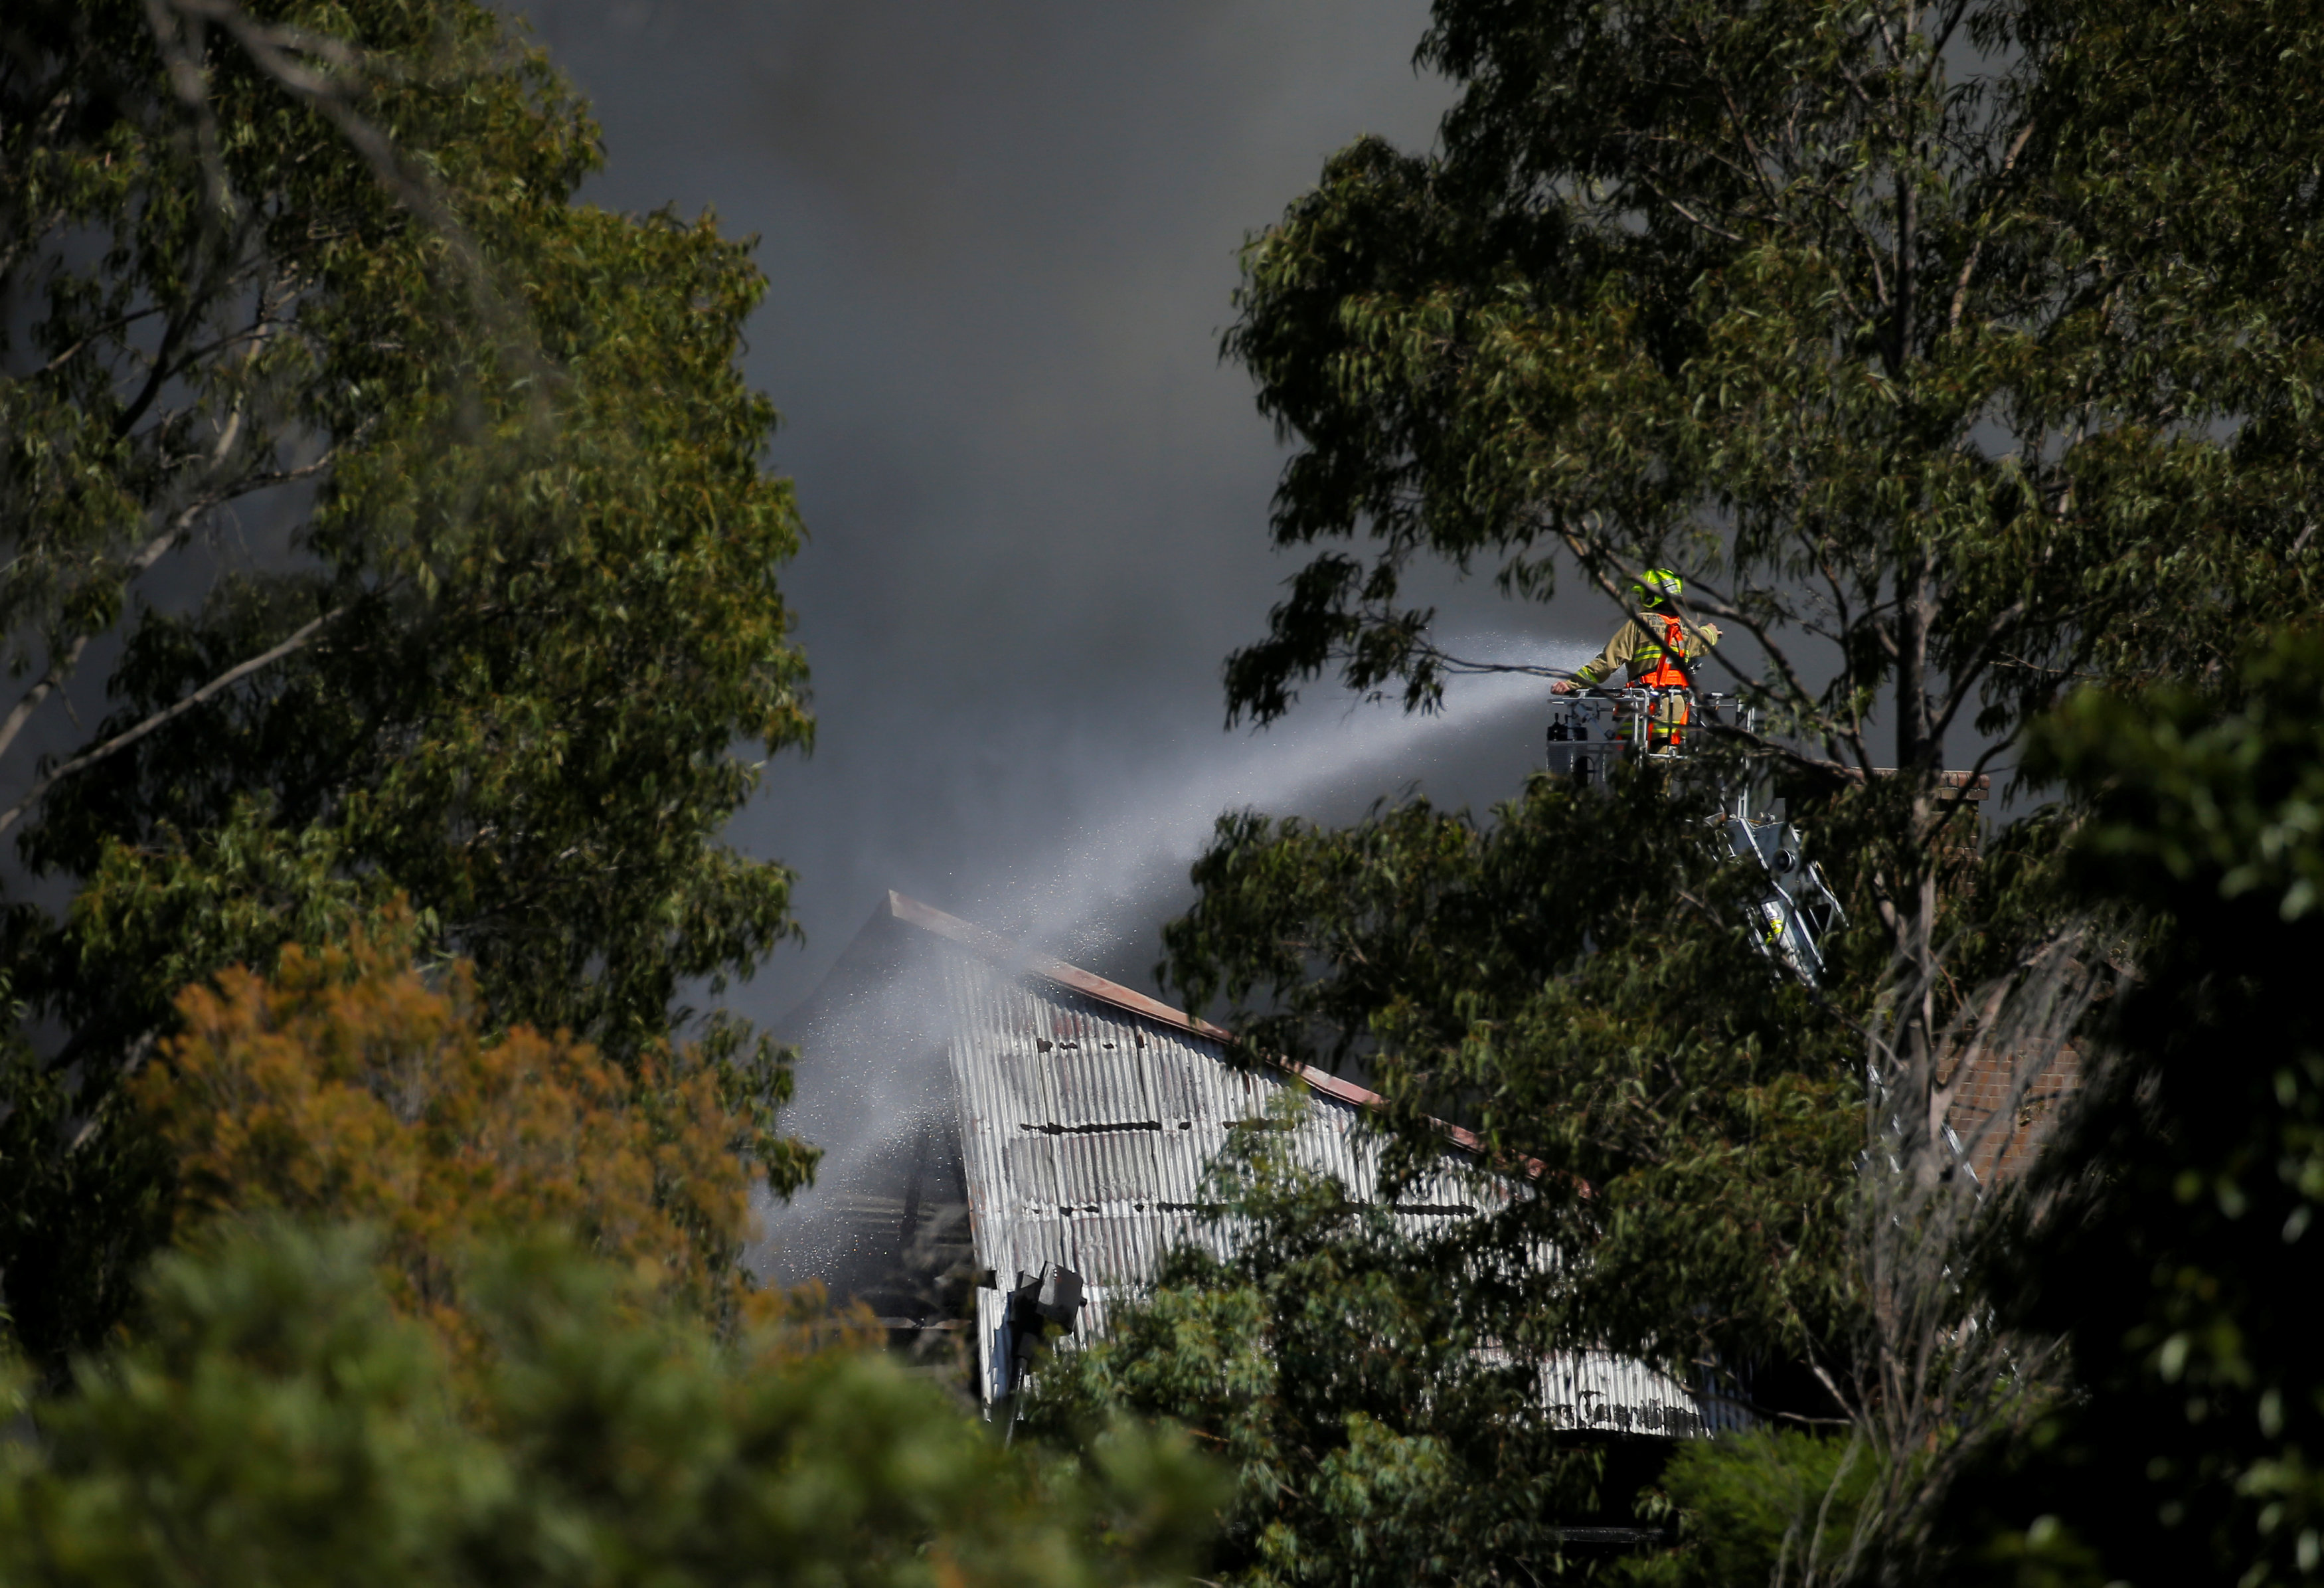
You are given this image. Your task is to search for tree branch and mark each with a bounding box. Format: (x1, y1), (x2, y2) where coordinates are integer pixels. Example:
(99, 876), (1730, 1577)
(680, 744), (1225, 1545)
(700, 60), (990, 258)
(0, 603), (349, 839)
(0, 512), (191, 768)
(1948, 120), (2038, 333)
(1, 268), (318, 772)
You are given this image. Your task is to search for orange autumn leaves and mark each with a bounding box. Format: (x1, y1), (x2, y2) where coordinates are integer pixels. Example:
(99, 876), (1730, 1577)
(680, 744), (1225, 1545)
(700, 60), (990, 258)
(131, 924), (756, 1347)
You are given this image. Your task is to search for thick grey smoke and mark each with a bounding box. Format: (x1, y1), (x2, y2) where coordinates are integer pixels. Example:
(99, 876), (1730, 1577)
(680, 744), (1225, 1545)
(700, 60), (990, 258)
(513, 1), (1615, 1015)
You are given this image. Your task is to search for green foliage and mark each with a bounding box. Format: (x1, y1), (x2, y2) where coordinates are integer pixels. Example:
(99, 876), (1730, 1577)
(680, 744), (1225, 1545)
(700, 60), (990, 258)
(1163, 765), (1863, 1384)
(1162, 0), (2324, 1473)
(1224, 0), (2323, 776)
(47, 801), (400, 1038)
(7, 11), (811, 1051)
(1027, 1112), (1604, 1588)
(1124, 3), (2324, 1579)
(1209, 15), (2324, 1292)
(1942, 628), (2324, 1587)
(1624, 1430), (1880, 1588)
(0, 1220), (1221, 1587)
(2, 0), (813, 1366)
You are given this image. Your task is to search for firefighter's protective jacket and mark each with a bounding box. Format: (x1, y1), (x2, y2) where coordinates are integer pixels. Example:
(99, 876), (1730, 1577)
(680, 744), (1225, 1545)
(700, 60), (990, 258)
(1572, 610), (1722, 687)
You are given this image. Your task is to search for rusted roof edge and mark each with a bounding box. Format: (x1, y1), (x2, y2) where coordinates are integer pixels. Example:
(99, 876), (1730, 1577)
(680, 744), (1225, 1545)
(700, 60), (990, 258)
(880, 891), (1487, 1152)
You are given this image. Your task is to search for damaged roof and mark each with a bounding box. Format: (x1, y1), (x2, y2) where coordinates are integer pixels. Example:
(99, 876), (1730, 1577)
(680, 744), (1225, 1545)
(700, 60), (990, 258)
(777, 891), (1741, 1435)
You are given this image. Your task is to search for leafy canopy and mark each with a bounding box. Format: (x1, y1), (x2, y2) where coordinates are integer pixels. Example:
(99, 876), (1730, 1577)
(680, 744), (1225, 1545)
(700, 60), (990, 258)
(1158, 0), (2324, 1409)
(130, 916), (812, 1365)
(1029, 1116), (1609, 1588)
(1163, 769), (1862, 1380)
(0, 1221), (1222, 1588)
(1944, 627), (2324, 1588)
(1084, 0), (2324, 1579)
(3, 0), (814, 1365)
(4, 0), (812, 1059)
(1226, 0), (2323, 780)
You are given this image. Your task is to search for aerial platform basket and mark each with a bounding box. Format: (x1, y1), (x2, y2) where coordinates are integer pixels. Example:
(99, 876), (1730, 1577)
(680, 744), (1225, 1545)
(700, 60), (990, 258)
(1545, 686), (1846, 983)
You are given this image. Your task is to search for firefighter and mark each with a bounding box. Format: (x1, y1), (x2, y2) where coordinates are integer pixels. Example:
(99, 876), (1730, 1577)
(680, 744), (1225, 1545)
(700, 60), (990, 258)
(1550, 569), (1720, 749)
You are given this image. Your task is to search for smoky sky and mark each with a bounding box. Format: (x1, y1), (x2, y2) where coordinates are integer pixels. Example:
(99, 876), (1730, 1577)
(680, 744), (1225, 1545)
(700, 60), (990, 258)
(511, 1), (1617, 1019)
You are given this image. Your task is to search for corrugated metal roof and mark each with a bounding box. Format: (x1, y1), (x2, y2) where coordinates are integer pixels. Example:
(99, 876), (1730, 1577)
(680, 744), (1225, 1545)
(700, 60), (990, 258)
(872, 893), (1741, 1435)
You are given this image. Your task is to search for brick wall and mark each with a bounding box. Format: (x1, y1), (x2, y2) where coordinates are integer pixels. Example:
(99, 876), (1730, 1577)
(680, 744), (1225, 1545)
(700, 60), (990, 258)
(1944, 1042), (2084, 1186)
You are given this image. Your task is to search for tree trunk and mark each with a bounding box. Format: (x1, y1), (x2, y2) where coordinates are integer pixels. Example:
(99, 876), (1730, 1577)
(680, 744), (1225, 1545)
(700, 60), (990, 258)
(1896, 551), (1947, 1184)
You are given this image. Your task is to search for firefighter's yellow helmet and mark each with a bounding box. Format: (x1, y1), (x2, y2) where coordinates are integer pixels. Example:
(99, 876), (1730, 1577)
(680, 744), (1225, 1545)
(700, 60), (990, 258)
(1631, 569), (1683, 605)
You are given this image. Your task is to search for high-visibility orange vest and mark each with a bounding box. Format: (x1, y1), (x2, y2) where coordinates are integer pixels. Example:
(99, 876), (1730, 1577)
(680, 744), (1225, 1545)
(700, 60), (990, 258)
(1635, 613), (1692, 688)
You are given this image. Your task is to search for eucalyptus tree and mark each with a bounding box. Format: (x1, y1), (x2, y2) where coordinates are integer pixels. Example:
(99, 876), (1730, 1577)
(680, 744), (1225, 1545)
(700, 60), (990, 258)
(1219, 0), (2324, 1054)
(1, 0), (812, 1364)
(1080, 1), (2324, 1579)
(1184, 0), (2324, 1316)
